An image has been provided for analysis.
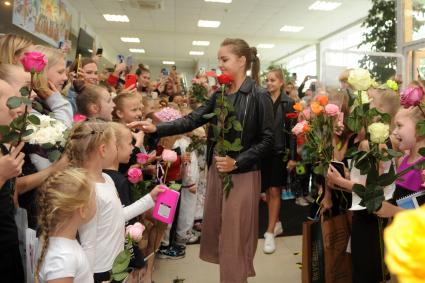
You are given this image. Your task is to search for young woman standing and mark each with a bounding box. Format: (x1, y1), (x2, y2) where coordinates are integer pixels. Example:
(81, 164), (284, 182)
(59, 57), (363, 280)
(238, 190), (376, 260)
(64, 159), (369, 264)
(262, 69), (297, 254)
(130, 38), (274, 283)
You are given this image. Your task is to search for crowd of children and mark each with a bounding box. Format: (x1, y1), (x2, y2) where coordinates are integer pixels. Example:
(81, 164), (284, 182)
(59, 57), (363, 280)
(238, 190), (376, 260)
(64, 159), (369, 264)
(1, 31), (424, 283)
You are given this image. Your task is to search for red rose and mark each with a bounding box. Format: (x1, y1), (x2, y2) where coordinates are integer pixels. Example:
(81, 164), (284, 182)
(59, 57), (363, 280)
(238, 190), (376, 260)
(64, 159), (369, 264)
(217, 74), (234, 85)
(20, 51), (48, 73)
(286, 113), (298, 119)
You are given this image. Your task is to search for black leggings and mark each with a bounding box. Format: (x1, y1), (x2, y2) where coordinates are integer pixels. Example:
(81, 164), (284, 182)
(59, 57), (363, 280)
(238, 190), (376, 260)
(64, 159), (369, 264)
(0, 245), (24, 283)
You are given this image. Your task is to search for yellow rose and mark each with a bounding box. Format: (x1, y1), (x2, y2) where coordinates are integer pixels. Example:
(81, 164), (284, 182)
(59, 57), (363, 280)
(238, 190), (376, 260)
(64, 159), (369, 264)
(386, 79), (399, 92)
(385, 206), (425, 283)
(367, 122), (389, 144)
(347, 68), (374, 91)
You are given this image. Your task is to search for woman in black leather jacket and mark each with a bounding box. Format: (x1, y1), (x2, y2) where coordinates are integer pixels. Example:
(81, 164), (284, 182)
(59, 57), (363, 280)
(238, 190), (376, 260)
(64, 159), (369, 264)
(130, 38), (274, 283)
(262, 69), (297, 255)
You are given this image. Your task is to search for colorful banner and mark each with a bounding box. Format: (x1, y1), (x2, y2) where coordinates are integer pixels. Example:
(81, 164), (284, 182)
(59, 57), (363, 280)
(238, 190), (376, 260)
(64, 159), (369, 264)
(13, 0), (72, 47)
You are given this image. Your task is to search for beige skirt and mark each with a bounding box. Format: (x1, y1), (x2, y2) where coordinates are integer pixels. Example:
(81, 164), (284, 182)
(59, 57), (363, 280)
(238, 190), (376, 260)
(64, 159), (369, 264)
(199, 161), (261, 283)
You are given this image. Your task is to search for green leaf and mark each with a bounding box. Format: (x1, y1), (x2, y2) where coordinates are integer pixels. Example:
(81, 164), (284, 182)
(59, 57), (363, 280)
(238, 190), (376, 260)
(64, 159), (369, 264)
(6, 97), (22, 109)
(232, 120), (242, 131)
(419, 147), (425, 157)
(32, 101), (43, 112)
(386, 148), (404, 158)
(169, 183), (182, 191)
(112, 250), (131, 274)
(417, 120), (425, 137)
(231, 138), (243, 151)
(313, 164), (326, 176)
(112, 271), (130, 282)
(1, 131), (19, 143)
(352, 183), (366, 198)
(212, 125), (220, 140)
(27, 115), (40, 125)
(21, 97), (32, 106)
(19, 87), (30, 97)
(377, 163), (396, 187)
(202, 112), (216, 119)
(0, 125), (10, 135)
(366, 165), (378, 186)
(222, 140), (232, 151)
(22, 129), (33, 137)
(11, 115), (25, 130)
(47, 150), (61, 163)
(362, 184), (385, 213)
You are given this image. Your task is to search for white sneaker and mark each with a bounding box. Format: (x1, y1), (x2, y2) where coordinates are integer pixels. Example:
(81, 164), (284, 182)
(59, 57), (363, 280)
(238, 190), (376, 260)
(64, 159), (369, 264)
(263, 232), (276, 254)
(295, 197), (309, 206)
(274, 221), (283, 236)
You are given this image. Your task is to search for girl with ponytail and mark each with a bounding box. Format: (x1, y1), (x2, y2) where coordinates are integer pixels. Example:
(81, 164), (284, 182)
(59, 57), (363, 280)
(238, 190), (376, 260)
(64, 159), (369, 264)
(35, 168), (96, 283)
(129, 38), (274, 283)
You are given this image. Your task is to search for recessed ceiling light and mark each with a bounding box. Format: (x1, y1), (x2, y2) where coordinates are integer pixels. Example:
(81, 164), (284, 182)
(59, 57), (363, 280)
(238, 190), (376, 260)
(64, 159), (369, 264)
(189, 51), (205, 56)
(103, 14), (130, 22)
(4, 1), (11, 6)
(280, 25), (304, 32)
(88, 49), (93, 53)
(192, 40), (210, 46)
(129, 48), (145, 53)
(163, 61), (175, 65)
(198, 20), (221, 28)
(204, 0), (232, 3)
(308, 1), (341, 11)
(121, 37), (140, 43)
(257, 43), (275, 49)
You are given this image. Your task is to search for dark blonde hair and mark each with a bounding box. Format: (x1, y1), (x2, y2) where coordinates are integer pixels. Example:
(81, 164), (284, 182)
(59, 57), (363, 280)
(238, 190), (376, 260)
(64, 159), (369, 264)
(109, 121), (131, 145)
(112, 92), (140, 121)
(65, 120), (114, 167)
(74, 80), (108, 117)
(35, 168), (94, 283)
(221, 38), (260, 84)
(0, 34), (33, 64)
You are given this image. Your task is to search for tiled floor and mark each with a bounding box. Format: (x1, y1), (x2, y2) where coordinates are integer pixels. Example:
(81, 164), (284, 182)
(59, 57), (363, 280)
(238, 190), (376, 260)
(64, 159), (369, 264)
(153, 236), (302, 283)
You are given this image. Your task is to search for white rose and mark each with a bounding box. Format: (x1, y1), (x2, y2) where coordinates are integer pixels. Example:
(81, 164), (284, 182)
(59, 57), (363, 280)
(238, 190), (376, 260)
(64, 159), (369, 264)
(348, 68), (374, 91)
(34, 127), (56, 144)
(368, 122), (389, 144)
(38, 115), (54, 128)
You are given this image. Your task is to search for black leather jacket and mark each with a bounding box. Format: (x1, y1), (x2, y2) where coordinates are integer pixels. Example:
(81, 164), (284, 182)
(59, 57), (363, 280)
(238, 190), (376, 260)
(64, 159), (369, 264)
(154, 77), (274, 173)
(272, 92), (297, 160)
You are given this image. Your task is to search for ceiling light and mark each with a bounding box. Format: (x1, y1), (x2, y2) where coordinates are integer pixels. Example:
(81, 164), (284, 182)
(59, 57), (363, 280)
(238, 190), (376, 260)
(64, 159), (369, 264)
(103, 14), (130, 22)
(121, 37), (140, 43)
(189, 51), (205, 56)
(163, 61), (175, 65)
(280, 25), (304, 32)
(4, 1), (11, 6)
(129, 48), (145, 53)
(88, 49), (93, 53)
(192, 40), (210, 46)
(204, 0), (232, 3)
(198, 20), (221, 28)
(257, 43), (275, 49)
(308, 1), (341, 11)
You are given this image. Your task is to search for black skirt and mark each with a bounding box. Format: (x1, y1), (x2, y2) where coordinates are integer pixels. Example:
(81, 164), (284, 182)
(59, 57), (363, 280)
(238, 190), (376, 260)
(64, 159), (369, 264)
(261, 152), (287, 192)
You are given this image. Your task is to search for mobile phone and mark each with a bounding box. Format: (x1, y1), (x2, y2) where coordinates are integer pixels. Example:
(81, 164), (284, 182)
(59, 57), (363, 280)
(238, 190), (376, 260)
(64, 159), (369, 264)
(126, 55), (133, 68)
(124, 74), (137, 89)
(330, 161), (346, 191)
(74, 54), (82, 73)
(310, 75), (318, 79)
(117, 54), (125, 64)
(96, 48), (103, 56)
(162, 69), (169, 76)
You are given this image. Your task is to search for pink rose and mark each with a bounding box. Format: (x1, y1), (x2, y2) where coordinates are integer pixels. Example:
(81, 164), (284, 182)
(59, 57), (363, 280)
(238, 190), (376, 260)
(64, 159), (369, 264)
(302, 109), (311, 120)
(73, 114), (87, 123)
(136, 153), (150, 165)
(162, 149), (178, 163)
(154, 107), (182, 122)
(127, 168), (143, 184)
(324, 104), (340, 116)
(126, 222), (145, 242)
(400, 87), (424, 108)
(292, 120), (308, 136)
(20, 52), (48, 73)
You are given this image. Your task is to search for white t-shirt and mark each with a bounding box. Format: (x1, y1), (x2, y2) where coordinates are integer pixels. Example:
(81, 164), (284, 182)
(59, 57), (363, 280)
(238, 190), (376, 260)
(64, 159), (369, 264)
(350, 159), (395, 210)
(38, 237), (93, 283)
(79, 173), (155, 273)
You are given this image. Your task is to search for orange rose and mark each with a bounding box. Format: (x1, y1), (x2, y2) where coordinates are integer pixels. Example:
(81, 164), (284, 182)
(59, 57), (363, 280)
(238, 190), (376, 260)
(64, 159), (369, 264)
(316, 95), (328, 106)
(302, 123), (310, 133)
(310, 102), (323, 115)
(293, 102), (303, 112)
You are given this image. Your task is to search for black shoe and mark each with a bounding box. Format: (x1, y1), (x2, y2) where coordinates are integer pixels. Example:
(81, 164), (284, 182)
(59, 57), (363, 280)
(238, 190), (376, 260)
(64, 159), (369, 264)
(157, 245), (186, 260)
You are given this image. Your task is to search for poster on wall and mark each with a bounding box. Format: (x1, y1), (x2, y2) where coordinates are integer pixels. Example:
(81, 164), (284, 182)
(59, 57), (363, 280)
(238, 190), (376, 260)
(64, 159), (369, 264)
(12, 0), (72, 47)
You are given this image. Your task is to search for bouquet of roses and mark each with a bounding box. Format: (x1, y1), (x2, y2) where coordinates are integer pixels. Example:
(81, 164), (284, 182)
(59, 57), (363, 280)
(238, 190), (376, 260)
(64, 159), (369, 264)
(189, 77), (209, 103)
(24, 114), (68, 162)
(111, 222), (145, 281)
(292, 94), (342, 176)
